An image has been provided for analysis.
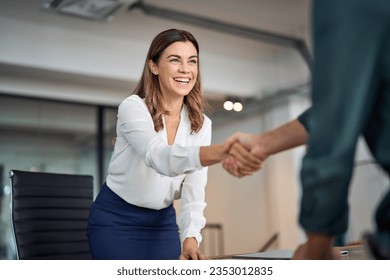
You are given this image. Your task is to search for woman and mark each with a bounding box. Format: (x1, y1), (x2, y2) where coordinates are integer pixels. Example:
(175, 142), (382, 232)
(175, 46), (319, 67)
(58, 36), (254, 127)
(87, 29), (260, 260)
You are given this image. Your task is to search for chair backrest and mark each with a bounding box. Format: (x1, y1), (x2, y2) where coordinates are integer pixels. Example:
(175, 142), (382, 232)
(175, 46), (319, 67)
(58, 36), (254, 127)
(9, 169), (93, 260)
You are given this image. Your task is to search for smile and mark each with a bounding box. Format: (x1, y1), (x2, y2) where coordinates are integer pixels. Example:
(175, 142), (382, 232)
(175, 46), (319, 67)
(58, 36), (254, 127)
(173, 77), (191, 84)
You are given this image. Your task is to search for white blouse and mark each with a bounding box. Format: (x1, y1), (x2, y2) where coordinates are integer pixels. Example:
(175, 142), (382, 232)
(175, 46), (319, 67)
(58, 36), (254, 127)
(106, 95), (211, 243)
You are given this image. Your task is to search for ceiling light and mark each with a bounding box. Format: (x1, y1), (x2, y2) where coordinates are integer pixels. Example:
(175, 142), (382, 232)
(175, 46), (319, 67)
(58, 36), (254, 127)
(223, 100), (233, 111)
(233, 101), (243, 112)
(224, 97), (244, 112)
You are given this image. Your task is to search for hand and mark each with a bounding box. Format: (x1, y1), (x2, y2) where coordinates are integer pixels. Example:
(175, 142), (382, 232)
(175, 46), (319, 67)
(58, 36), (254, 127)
(179, 237), (208, 260)
(222, 132), (267, 177)
(292, 232), (340, 260)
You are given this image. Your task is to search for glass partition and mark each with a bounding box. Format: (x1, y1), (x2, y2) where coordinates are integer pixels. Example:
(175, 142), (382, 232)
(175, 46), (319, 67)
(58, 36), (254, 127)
(0, 94), (116, 259)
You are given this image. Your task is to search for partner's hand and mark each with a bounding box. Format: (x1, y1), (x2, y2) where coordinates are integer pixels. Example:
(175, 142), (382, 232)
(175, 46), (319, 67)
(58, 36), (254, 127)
(292, 233), (340, 260)
(223, 132), (253, 153)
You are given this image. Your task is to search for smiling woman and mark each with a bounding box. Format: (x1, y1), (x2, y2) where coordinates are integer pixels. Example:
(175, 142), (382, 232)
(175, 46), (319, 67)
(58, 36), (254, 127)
(86, 28), (261, 260)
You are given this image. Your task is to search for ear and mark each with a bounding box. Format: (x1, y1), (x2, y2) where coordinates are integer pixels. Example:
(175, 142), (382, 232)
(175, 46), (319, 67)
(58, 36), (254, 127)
(148, 60), (158, 75)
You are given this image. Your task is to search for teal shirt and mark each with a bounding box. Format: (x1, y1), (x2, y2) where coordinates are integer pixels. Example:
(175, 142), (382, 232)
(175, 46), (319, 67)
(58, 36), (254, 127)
(297, 0), (390, 235)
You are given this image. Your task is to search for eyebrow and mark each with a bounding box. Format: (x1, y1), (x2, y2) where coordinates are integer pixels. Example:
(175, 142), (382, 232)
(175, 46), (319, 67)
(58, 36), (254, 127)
(167, 54), (198, 59)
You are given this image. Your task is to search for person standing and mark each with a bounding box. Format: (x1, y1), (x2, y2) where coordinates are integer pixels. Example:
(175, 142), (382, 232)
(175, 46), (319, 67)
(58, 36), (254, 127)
(87, 29), (261, 260)
(223, 0), (390, 259)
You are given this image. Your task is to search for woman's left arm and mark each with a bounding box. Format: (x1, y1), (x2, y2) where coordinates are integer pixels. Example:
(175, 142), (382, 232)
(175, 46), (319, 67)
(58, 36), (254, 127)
(178, 118), (211, 260)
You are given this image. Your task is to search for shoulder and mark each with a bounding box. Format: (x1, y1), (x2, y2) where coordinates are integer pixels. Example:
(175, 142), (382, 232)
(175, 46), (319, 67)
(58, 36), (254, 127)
(119, 95), (147, 112)
(202, 114), (212, 130)
(120, 94), (144, 106)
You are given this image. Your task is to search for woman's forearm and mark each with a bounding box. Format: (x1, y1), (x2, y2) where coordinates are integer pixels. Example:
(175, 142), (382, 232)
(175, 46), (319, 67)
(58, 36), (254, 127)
(199, 144), (225, 166)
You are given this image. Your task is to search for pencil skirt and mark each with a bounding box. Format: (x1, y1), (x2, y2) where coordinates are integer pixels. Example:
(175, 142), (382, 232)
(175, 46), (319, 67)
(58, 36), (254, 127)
(87, 183), (181, 260)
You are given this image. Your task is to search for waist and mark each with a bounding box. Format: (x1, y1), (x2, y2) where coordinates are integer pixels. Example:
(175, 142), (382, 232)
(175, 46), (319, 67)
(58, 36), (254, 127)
(106, 175), (182, 209)
(95, 183), (174, 213)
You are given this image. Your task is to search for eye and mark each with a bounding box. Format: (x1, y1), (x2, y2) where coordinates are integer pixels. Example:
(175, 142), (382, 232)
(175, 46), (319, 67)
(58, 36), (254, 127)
(188, 59), (198, 65)
(169, 58), (180, 63)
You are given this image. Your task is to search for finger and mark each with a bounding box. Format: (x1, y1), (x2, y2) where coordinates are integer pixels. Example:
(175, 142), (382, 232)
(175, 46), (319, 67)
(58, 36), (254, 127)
(221, 157), (235, 172)
(230, 142), (260, 163)
(189, 251), (199, 260)
(236, 160), (262, 174)
(230, 167), (244, 178)
(223, 157), (243, 177)
(222, 132), (242, 152)
(236, 168), (253, 177)
(229, 143), (262, 169)
(251, 145), (268, 160)
(238, 134), (254, 150)
(197, 251), (208, 260)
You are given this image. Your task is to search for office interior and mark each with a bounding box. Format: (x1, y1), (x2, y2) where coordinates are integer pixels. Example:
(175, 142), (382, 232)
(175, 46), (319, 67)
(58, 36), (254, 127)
(0, 0), (389, 260)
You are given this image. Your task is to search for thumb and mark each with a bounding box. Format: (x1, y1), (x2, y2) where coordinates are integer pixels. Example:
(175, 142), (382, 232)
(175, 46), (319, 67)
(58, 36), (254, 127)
(223, 133), (241, 152)
(251, 145), (267, 161)
(238, 135), (253, 150)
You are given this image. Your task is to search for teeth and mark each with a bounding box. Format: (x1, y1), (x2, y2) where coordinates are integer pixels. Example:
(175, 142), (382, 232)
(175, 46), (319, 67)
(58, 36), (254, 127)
(174, 78), (190, 83)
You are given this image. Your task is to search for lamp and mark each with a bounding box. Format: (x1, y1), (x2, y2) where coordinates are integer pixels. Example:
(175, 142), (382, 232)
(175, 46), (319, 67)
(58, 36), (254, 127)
(223, 97), (243, 112)
(223, 100), (234, 111)
(233, 101), (243, 112)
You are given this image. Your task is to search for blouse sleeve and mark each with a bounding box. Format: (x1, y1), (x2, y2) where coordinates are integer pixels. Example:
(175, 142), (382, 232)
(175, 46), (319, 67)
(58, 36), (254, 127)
(177, 118), (211, 245)
(117, 96), (203, 177)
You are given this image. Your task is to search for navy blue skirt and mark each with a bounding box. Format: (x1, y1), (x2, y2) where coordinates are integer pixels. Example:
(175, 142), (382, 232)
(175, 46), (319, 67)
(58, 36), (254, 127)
(87, 183), (181, 260)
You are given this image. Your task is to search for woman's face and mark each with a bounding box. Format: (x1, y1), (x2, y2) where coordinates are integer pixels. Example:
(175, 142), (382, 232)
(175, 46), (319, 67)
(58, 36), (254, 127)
(150, 41), (198, 100)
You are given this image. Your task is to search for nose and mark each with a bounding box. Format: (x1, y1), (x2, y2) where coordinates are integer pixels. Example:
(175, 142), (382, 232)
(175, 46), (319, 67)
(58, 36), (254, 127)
(179, 62), (190, 73)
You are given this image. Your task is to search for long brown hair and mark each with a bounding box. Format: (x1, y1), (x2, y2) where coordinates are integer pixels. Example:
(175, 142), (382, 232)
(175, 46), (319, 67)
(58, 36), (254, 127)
(133, 29), (206, 133)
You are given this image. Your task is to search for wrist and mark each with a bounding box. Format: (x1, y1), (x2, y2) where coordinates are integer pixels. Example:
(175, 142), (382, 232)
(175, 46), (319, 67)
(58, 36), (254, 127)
(200, 144), (225, 166)
(183, 237), (198, 251)
(252, 134), (270, 159)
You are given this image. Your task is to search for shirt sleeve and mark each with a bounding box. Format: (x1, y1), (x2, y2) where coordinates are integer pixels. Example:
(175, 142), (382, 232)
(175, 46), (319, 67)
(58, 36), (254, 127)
(297, 107), (312, 132)
(177, 117), (211, 245)
(117, 95), (203, 177)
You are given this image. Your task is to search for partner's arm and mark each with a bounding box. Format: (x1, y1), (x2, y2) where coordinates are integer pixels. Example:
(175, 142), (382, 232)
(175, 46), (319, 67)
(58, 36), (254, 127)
(223, 119), (308, 177)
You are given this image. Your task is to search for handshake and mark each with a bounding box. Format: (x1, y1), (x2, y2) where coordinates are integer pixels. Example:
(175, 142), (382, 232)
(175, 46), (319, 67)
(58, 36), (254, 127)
(220, 132), (267, 178)
(208, 119), (308, 178)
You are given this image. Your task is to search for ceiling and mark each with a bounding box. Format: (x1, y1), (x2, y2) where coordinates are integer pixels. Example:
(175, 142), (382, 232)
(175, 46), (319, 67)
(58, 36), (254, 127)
(1, 0), (311, 38)
(0, 0), (312, 111)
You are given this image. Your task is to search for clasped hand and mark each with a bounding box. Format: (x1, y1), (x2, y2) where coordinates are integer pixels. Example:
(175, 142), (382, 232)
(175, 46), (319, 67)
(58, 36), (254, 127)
(221, 132), (267, 178)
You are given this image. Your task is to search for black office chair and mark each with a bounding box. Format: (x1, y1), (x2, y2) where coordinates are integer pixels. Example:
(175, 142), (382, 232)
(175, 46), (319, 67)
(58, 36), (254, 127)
(9, 169), (93, 260)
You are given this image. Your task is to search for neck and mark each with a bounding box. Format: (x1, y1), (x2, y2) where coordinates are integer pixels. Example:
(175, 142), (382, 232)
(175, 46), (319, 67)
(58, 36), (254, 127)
(164, 98), (184, 117)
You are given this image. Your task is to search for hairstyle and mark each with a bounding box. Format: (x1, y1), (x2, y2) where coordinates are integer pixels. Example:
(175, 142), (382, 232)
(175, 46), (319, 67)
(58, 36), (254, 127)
(133, 28), (206, 133)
